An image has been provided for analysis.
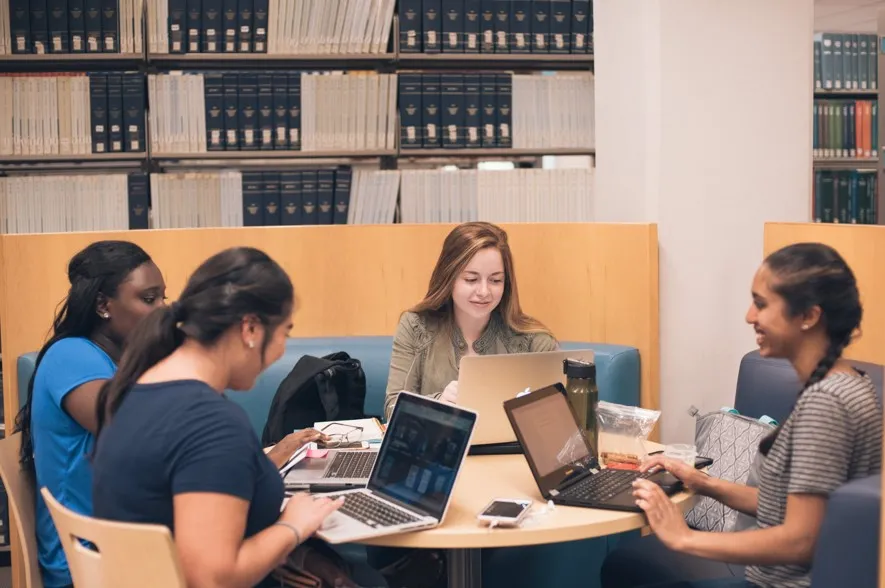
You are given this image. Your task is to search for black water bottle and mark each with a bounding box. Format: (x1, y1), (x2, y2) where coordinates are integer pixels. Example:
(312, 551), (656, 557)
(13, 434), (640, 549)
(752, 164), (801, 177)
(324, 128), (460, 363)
(564, 358), (599, 458)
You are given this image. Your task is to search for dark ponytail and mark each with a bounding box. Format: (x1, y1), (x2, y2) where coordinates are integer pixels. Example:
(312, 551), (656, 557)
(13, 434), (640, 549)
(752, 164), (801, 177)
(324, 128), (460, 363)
(13, 241), (152, 473)
(95, 247), (294, 437)
(758, 243), (862, 456)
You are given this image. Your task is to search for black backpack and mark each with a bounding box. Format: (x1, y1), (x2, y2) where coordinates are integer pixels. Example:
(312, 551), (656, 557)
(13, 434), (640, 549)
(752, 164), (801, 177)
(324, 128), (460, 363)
(261, 352), (367, 446)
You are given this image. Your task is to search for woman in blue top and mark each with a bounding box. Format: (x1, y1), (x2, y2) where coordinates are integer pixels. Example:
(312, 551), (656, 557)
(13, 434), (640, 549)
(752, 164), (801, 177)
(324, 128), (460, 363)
(91, 247), (370, 588)
(14, 240), (167, 588)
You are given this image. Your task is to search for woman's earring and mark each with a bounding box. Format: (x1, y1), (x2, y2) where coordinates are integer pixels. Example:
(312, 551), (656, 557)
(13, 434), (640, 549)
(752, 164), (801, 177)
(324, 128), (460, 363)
(801, 324), (809, 331)
(248, 341), (255, 349)
(102, 312), (110, 319)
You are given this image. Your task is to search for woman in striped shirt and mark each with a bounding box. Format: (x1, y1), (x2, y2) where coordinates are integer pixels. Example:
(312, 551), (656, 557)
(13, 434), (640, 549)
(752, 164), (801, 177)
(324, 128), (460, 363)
(627, 242), (882, 588)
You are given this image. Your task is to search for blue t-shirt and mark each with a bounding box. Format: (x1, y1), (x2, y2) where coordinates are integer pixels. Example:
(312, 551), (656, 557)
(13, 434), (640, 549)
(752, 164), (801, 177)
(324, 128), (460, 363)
(92, 380), (285, 556)
(32, 337), (116, 587)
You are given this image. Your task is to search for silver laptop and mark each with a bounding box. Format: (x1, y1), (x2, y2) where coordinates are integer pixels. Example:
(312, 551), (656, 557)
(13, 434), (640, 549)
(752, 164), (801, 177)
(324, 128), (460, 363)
(313, 392), (477, 544)
(458, 349), (596, 446)
(284, 449), (378, 490)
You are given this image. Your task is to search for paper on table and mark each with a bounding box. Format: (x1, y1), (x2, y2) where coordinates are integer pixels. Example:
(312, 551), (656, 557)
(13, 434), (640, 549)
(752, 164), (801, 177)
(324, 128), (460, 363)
(278, 443), (310, 476)
(314, 418), (385, 442)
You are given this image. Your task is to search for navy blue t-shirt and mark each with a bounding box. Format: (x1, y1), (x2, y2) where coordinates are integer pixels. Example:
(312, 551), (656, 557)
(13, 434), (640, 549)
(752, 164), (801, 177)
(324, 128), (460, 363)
(92, 380), (284, 541)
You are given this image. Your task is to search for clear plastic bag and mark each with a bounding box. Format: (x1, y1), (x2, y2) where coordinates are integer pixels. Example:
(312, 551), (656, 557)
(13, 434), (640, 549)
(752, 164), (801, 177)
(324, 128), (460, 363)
(595, 401), (661, 469)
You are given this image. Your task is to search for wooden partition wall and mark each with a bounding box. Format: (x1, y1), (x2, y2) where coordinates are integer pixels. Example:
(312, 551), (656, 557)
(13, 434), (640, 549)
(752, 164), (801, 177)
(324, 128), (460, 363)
(0, 223), (661, 428)
(763, 222), (885, 588)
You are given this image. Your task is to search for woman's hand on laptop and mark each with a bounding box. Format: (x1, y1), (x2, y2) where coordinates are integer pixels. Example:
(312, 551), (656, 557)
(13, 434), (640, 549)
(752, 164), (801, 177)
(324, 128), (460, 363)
(280, 493), (345, 543)
(640, 455), (709, 494)
(439, 380), (459, 405)
(266, 428), (330, 469)
(631, 479), (692, 551)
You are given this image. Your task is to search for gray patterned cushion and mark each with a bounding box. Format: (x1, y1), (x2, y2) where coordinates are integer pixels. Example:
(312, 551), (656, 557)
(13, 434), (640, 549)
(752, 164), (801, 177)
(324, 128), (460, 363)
(684, 411), (773, 532)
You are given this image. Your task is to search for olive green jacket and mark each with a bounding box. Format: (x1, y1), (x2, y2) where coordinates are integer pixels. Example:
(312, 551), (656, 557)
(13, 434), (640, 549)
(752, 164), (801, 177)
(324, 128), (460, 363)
(384, 311), (559, 419)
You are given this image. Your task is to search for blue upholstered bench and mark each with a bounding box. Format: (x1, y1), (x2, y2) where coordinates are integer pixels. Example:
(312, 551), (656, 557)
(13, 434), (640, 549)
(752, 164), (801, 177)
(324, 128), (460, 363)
(18, 337), (643, 588)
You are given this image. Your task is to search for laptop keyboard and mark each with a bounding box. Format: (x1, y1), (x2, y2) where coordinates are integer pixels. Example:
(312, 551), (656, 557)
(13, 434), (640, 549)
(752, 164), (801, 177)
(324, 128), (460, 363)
(333, 492), (422, 529)
(561, 469), (656, 503)
(326, 451), (377, 479)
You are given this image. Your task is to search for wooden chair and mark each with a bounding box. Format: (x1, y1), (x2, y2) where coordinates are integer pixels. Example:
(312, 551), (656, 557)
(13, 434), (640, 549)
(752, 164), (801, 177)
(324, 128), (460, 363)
(40, 488), (186, 588)
(0, 432), (43, 588)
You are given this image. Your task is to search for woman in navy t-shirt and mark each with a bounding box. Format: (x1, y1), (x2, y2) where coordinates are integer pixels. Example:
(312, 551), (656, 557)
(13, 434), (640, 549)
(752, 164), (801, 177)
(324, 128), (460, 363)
(15, 241), (166, 588)
(92, 247), (352, 588)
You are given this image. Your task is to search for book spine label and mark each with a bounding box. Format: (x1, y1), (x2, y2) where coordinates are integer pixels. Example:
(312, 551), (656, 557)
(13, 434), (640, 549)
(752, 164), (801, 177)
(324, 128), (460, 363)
(204, 73), (225, 151)
(252, 0), (268, 52)
(203, 0), (222, 52)
(288, 73), (301, 150)
(125, 73), (146, 152)
(531, 0), (548, 53)
(11, 0), (31, 54)
(423, 0), (442, 53)
(463, 0), (480, 53)
(49, 0), (70, 53)
(257, 73), (274, 150)
(187, 0), (202, 53)
(241, 172), (264, 226)
(496, 73), (512, 148)
(333, 168), (352, 224)
(107, 74), (124, 152)
(69, 0), (85, 52)
(481, 73), (497, 147)
(301, 171), (318, 225)
(571, 0), (589, 53)
(441, 74), (464, 148)
(399, 74), (423, 149)
(480, 0), (495, 52)
(317, 170), (335, 224)
(223, 0), (238, 52)
(239, 74), (259, 150)
(833, 34), (844, 90)
(400, 0), (423, 53)
(223, 73), (240, 149)
(263, 172), (281, 225)
(511, 0), (531, 53)
(238, 0), (253, 52)
(101, 0), (118, 52)
(463, 74), (481, 147)
(422, 74), (442, 148)
(127, 173), (150, 230)
(280, 172), (303, 225)
(168, 0), (187, 53)
(31, 0), (50, 54)
(821, 33), (833, 90)
(273, 74), (289, 149)
(493, 0), (508, 52)
(89, 73), (109, 153)
(549, 0), (570, 53)
(442, 0), (463, 53)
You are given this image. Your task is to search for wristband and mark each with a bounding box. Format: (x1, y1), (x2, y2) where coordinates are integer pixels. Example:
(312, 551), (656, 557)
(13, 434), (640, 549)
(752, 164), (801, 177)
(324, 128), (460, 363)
(274, 521), (303, 547)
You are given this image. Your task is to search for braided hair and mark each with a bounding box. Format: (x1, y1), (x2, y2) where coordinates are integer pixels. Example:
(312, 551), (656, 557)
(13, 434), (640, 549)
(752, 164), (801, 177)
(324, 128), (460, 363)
(13, 241), (152, 474)
(758, 243), (862, 456)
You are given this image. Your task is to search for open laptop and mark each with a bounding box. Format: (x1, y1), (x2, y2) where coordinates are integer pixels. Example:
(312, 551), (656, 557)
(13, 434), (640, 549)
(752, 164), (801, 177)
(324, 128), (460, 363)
(458, 349), (596, 451)
(284, 449), (379, 491)
(313, 392), (477, 544)
(504, 383), (683, 512)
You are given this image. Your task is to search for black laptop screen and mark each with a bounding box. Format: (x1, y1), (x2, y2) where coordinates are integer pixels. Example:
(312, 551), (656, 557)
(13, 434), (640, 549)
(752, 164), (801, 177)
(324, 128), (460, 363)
(369, 395), (476, 520)
(509, 389), (591, 477)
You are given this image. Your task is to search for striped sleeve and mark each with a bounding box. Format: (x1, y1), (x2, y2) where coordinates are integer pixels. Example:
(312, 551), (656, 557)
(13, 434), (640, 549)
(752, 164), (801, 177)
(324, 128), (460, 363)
(787, 385), (854, 495)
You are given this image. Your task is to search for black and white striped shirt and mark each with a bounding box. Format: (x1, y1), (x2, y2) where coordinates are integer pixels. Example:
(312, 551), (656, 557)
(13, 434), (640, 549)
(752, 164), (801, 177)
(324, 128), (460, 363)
(746, 372), (882, 588)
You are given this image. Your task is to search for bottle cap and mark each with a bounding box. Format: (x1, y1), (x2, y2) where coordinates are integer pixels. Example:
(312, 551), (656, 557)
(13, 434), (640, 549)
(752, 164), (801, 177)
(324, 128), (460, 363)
(563, 358), (596, 379)
(720, 406), (739, 415)
(759, 415), (778, 426)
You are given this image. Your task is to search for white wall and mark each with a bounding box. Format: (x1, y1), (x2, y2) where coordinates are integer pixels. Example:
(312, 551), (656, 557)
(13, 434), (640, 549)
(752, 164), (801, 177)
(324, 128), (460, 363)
(595, 0), (814, 441)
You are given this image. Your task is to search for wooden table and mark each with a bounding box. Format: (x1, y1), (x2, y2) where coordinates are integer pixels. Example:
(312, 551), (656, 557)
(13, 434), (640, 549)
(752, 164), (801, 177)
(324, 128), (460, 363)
(360, 451), (696, 588)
